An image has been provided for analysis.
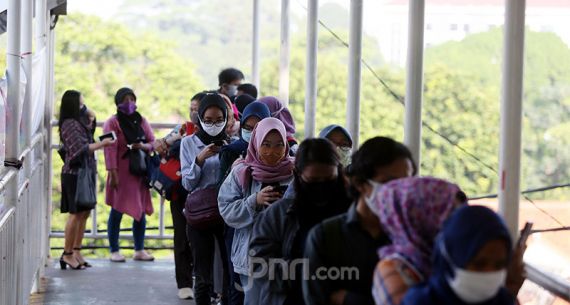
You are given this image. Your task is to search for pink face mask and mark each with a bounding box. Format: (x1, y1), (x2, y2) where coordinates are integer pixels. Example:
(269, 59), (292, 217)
(118, 101), (137, 115)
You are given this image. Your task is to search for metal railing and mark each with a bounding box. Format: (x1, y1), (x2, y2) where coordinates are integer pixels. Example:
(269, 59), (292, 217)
(0, 131), (49, 305)
(48, 121), (179, 242)
(525, 263), (570, 302)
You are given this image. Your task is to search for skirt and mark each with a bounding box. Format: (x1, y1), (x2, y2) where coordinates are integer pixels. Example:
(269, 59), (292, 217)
(61, 173), (94, 214)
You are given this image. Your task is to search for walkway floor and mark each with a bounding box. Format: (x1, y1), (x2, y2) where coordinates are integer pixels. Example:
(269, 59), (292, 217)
(41, 259), (195, 305)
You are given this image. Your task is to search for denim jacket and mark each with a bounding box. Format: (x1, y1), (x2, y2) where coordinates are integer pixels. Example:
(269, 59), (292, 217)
(218, 163), (292, 276)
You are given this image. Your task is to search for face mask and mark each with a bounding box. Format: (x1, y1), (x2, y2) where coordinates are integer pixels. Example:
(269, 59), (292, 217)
(336, 146), (352, 167)
(226, 84), (238, 97)
(200, 119), (226, 137)
(364, 180), (382, 216)
(441, 241), (507, 303)
(118, 101), (137, 115)
(259, 146), (286, 166)
(242, 129), (253, 143)
(299, 178), (340, 207)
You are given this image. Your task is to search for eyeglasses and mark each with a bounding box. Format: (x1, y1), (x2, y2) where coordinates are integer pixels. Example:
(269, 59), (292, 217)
(201, 120), (226, 128)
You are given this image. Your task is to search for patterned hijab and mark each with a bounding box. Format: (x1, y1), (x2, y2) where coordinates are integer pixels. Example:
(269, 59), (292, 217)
(373, 176), (464, 277)
(257, 96), (296, 138)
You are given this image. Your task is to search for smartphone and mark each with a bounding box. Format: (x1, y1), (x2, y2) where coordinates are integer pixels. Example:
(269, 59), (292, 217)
(213, 140), (225, 147)
(517, 222), (534, 248)
(274, 185), (288, 194)
(99, 131), (116, 142)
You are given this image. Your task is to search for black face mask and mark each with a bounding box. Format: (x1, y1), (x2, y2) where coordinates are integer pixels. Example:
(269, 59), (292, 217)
(297, 179), (340, 207)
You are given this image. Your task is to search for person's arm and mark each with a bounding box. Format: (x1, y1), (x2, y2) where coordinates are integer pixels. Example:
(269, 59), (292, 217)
(180, 137), (202, 192)
(303, 225), (335, 305)
(138, 118), (155, 152)
(218, 166), (258, 229)
(249, 204), (292, 294)
(103, 118), (119, 171)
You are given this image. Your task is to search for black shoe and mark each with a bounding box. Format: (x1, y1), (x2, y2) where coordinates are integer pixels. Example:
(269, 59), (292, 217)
(60, 252), (85, 270)
(73, 247), (92, 268)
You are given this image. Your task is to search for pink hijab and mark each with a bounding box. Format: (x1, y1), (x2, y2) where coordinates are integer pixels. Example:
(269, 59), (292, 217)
(236, 118), (294, 188)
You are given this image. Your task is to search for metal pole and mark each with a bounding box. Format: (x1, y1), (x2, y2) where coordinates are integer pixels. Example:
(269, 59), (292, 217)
(278, 0), (290, 105)
(499, 0), (526, 238)
(44, 13), (57, 270)
(403, 0), (426, 172)
(6, 1), (22, 303)
(346, 0), (363, 147)
(6, 0), (22, 172)
(304, 0), (318, 138)
(22, 0), (32, 174)
(252, 0), (261, 89)
(34, 0), (48, 293)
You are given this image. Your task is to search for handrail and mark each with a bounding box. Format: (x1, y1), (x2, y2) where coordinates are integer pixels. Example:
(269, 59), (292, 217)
(525, 262), (570, 302)
(50, 119), (180, 130)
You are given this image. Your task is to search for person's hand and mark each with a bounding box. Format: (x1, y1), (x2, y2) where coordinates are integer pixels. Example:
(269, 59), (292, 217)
(101, 138), (115, 147)
(256, 186), (283, 206)
(196, 144), (221, 166)
(109, 170), (119, 189)
(330, 290), (347, 305)
(131, 142), (145, 150)
(506, 242), (528, 298)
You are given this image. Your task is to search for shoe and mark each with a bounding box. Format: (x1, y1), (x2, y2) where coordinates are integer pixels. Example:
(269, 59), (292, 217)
(60, 252), (85, 270)
(110, 251), (126, 262)
(73, 247), (92, 268)
(133, 250), (155, 261)
(178, 287), (194, 300)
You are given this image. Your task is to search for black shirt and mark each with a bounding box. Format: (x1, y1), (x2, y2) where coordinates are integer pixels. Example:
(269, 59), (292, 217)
(303, 203), (390, 305)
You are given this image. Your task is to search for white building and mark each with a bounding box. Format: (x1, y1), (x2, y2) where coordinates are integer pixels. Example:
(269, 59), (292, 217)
(369, 0), (570, 67)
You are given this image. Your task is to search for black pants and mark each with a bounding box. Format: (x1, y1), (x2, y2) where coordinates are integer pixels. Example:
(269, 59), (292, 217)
(225, 226), (244, 305)
(187, 223), (229, 305)
(170, 197), (194, 289)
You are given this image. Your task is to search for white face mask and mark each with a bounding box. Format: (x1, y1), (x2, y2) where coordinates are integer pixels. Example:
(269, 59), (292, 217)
(364, 180), (382, 216)
(336, 146), (352, 167)
(242, 129), (253, 143)
(441, 241), (507, 303)
(226, 84), (238, 97)
(200, 119), (226, 137)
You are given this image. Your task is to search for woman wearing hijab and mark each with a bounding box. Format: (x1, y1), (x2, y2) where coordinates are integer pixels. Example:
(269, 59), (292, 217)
(218, 118), (295, 304)
(217, 102), (271, 305)
(103, 87), (155, 263)
(248, 138), (352, 305)
(371, 177), (466, 305)
(257, 96), (298, 152)
(319, 124), (353, 168)
(402, 205), (516, 305)
(180, 93), (230, 305)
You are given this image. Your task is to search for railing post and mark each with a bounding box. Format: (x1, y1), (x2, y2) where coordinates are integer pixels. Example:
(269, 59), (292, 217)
(346, 0), (363, 147)
(44, 12), (57, 270)
(279, 0), (290, 106)
(252, 0), (261, 90)
(403, 0), (426, 171)
(304, 0), (318, 138)
(499, 0), (526, 238)
(6, 0), (22, 303)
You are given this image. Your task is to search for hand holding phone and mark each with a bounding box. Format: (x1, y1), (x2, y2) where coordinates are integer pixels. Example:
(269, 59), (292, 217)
(517, 222), (533, 248)
(99, 131), (117, 142)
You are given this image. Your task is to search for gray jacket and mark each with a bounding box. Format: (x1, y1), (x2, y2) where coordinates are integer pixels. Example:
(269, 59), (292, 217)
(218, 163), (292, 276)
(248, 197), (301, 305)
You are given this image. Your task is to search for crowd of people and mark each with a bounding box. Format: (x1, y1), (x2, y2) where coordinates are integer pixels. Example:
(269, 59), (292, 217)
(57, 67), (527, 305)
